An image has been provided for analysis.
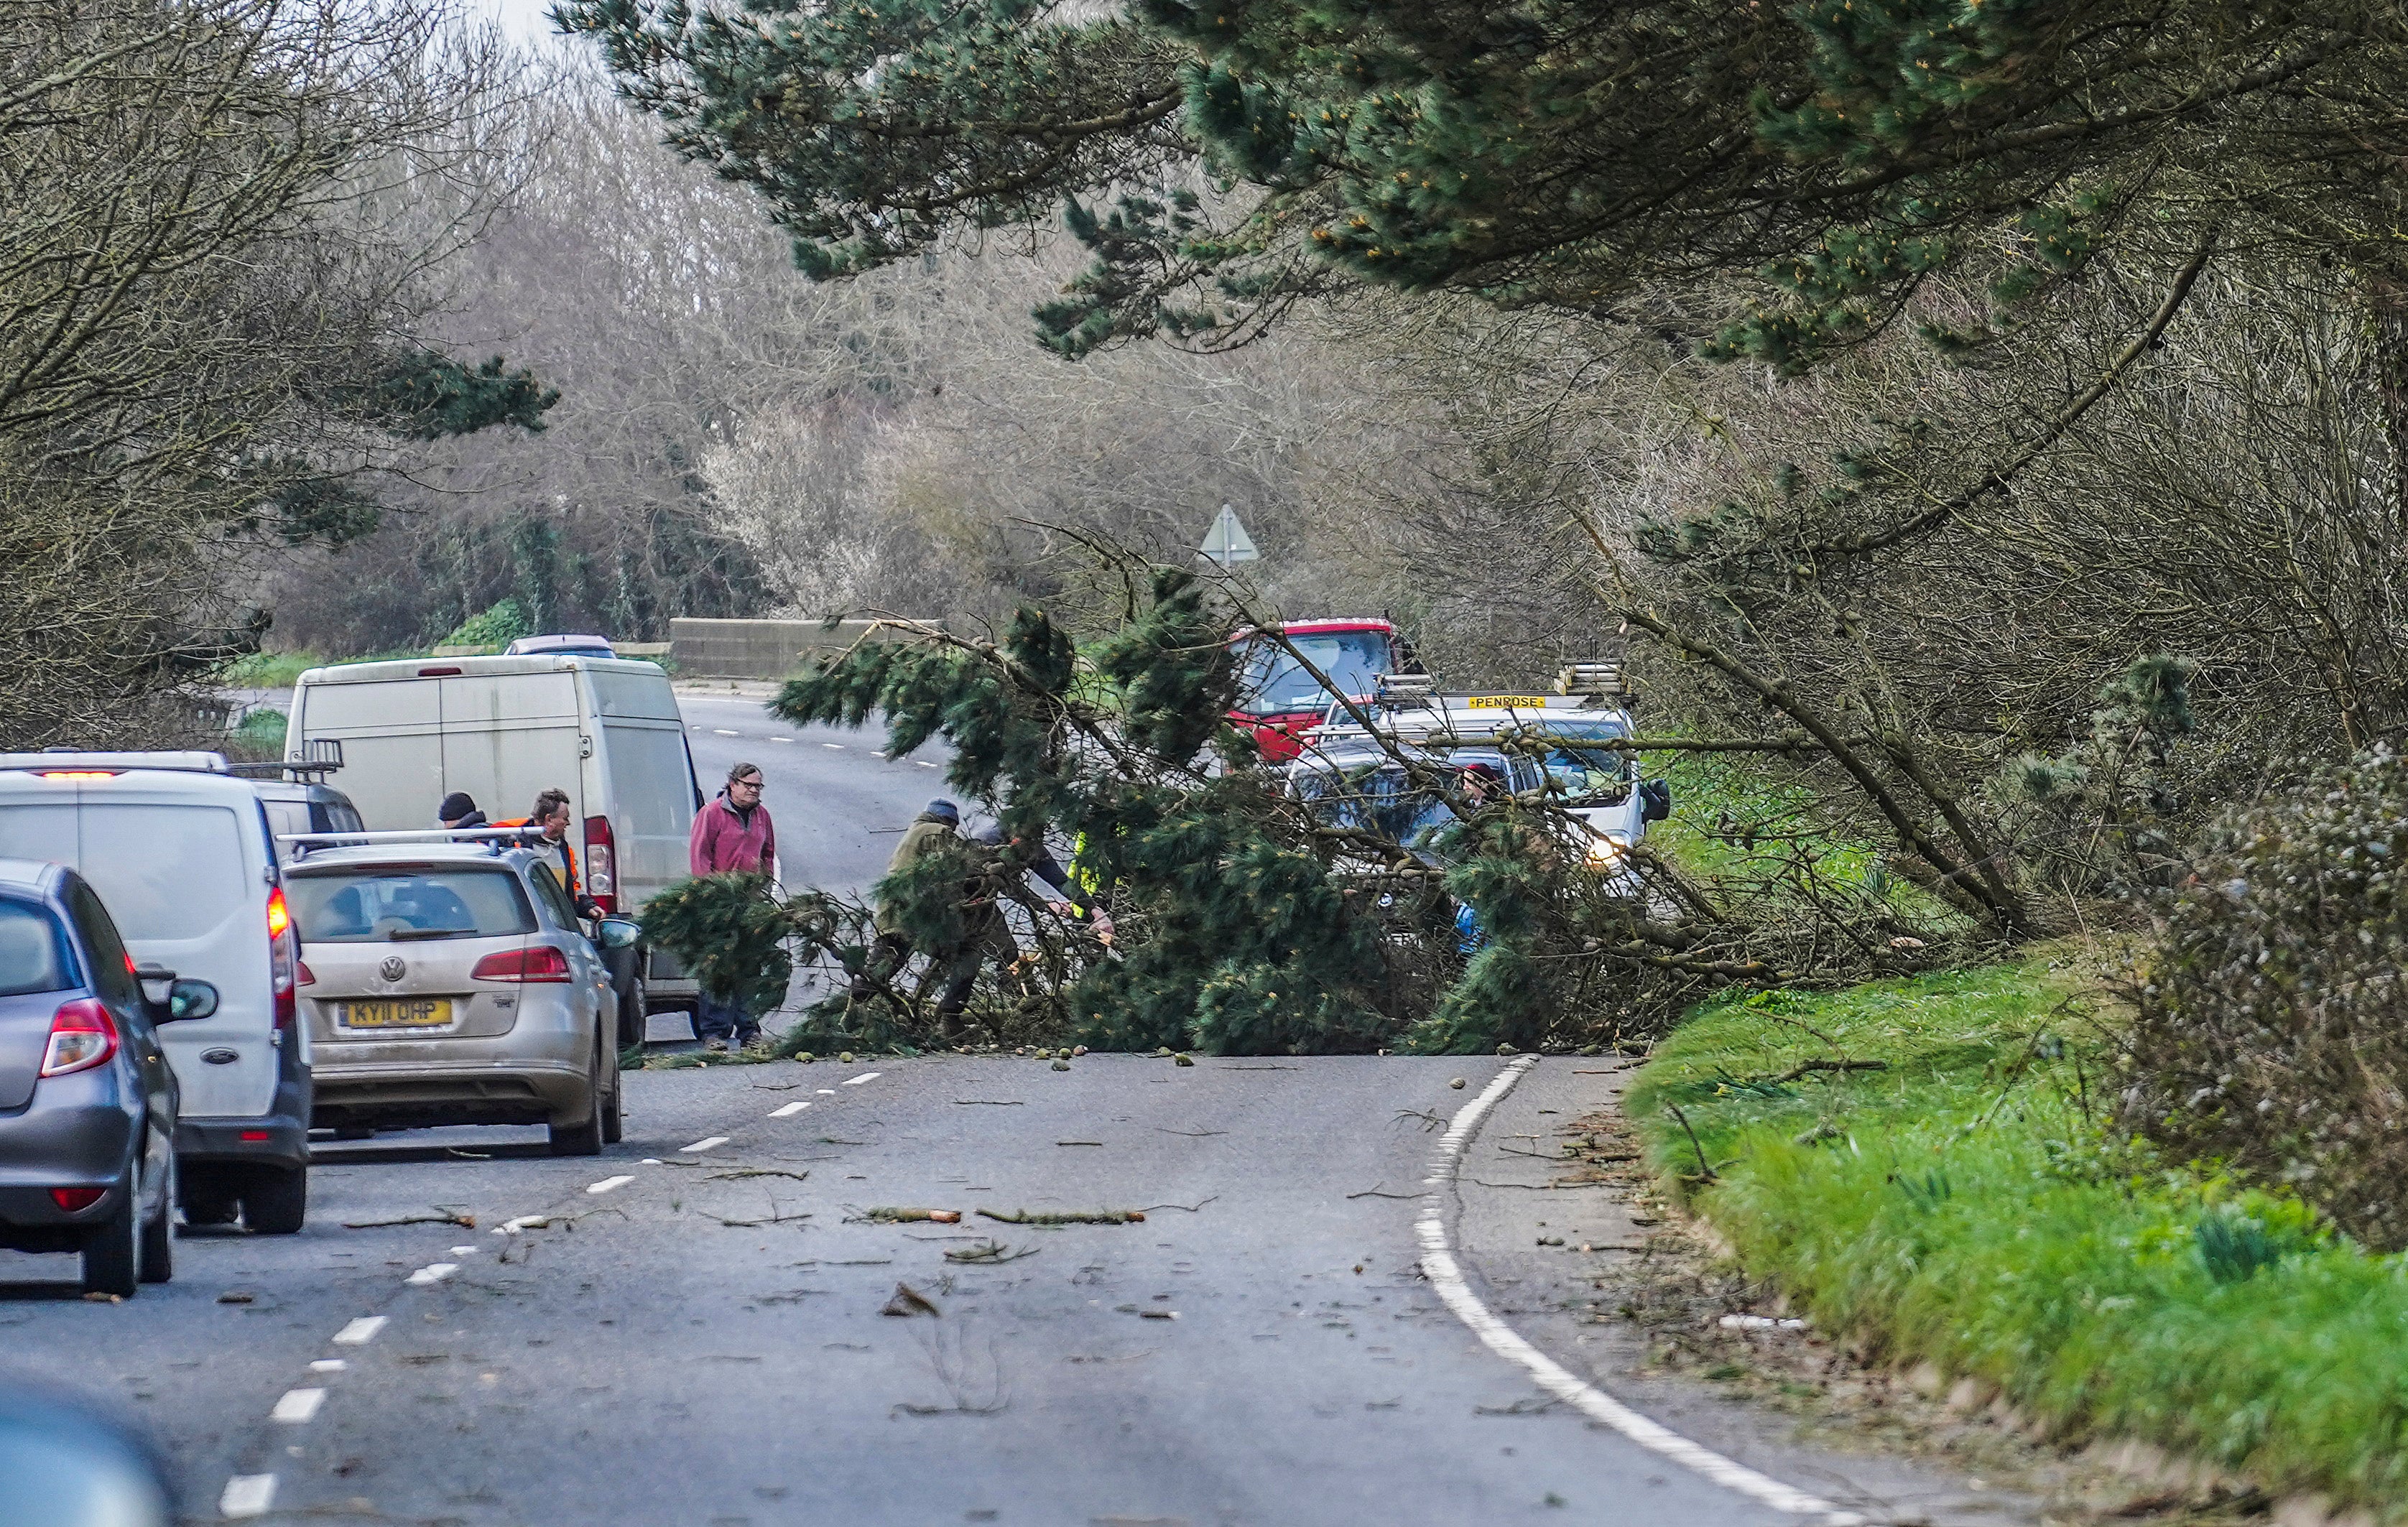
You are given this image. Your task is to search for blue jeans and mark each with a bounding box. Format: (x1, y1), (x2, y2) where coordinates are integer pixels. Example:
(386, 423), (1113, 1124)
(694, 993), (756, 1044)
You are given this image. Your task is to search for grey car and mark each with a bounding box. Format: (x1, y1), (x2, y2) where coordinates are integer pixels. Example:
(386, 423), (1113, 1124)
(283, 843), (624, 1154)
(0, 860), (216, 1296)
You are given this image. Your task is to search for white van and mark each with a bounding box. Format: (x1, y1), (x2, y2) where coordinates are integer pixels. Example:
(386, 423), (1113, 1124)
(284, 654), (703, 1039)
(0, 753), (312, 1233)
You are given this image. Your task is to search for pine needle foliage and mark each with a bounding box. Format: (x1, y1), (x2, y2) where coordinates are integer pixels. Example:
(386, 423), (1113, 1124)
(638, 570), (1746, 1054)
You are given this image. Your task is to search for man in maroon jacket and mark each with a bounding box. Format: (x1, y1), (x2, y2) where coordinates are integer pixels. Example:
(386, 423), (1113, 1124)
(686, 761), (777, 1049)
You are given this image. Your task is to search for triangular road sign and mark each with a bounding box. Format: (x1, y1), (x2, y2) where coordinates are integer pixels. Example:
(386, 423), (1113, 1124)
(1199, 503), (1259, 565)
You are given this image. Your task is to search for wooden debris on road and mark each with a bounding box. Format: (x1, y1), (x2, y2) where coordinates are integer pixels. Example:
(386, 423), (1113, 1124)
(881, 1281), (941, 1317)
(977, 1207), (1145, 1225)
(858, 1207), (962, 1223)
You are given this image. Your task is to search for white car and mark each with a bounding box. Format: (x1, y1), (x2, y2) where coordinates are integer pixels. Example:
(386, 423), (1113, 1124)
(0, 753), (312, 1233)
(282, 843), (622, 1154)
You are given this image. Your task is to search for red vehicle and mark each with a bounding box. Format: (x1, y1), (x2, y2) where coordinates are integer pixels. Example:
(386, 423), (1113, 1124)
(1228, 618), (1405, 762)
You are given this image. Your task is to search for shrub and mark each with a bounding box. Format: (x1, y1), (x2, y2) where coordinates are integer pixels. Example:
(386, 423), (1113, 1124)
(2123, 748), (2408, 1248)
(440, 598), (530, 649)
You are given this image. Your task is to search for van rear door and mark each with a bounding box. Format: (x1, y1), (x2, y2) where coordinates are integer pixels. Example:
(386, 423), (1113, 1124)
(438, 669), (583, 830)
(584, 668), (697, 911)
(291, 675), (445, 832)
(0, 786), (279, 1118)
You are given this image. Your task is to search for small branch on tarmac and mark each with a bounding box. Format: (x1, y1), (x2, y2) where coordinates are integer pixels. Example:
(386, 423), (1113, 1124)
(1346, 1185), (1420, 1199)
(703, 1210), (814, 1227)
(945, 1239), (1039, 1263)
(855, 1207), (963, 1223)
(1136, 1196), (1218, 1213)
(708, 1168), (813, 1182)
(1155, 1126), (1226, 1137)
(977, 1207), (1147, 1225)
(342, 1209), (477, 1230)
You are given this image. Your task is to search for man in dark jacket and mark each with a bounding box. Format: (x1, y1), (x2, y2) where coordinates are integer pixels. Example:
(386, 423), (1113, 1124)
(435, 792), (488, 830)
(685, 763), (777, 1049)
(853, 799), (1017, 1036)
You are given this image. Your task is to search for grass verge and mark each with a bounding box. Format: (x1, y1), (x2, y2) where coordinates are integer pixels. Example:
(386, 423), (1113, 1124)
(1629, 949), (2408, 1516)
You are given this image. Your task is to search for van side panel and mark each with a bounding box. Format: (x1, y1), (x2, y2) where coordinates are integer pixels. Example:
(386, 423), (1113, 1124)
(293, 677), (445, 832)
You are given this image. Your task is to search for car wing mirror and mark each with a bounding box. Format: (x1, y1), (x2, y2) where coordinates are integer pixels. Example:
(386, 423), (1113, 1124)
(1639, 779), (1673, 823)
(163, 980), (218, 1022)
(596, 916), (642, 950)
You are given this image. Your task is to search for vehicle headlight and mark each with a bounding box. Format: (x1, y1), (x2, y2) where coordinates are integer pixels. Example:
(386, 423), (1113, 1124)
(1586, 832), (1631, 865)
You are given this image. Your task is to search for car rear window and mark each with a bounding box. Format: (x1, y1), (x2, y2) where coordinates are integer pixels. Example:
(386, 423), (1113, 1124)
(287, 868), (536, 942)
(0, 896), (73, 998)
(0, 803), (249, 941)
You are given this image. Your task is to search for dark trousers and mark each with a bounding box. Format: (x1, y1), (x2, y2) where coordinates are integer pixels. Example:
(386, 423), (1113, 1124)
(694, 992), (756, 1044)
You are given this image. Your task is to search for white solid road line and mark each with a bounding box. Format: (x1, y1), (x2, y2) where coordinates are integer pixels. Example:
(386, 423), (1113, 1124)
(680, 1136), (729, 1153)
(588, 1175), (634, 1194)
(769, 1100), (810, 1117)
(331, 1316), (386, 1345)
(270, 1388), (326, 1424)
(220, 1473), (277, 1518)
(1417, 1057), (1862, 1526)
(841, 1071), (880, 1085)
(404, 1263), (458, 1286)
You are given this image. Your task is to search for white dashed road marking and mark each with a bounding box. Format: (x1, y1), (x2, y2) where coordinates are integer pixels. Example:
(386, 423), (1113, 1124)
(331, 1317), (386, 1345)
(821, 743), (843, 749)
(310, 1360), (346, 1373)
(221, 1473), (278, 1518)
(588, 1175), (634, 1194)
(916, 760), (938, 768)
(450, 1245), (476, 1255)
(772, 737), (792, 743)
(815, 1088), (835, 1095)
(769, 1100), (810, 1117)
(713, 728), (740, 735)
(270, 1388), (326, 1424)
(404, 1263), (458, 1287)
(1417, 1058), (1861, 1524)
(680, 1136), (728, 1154)
(842, 1072), (880, 1085)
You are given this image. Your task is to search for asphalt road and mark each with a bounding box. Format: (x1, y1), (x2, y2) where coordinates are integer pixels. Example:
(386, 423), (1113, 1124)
(1, 687), (2004, 1526)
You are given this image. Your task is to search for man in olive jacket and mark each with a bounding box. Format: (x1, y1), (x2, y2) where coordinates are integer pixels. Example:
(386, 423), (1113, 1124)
(857, 799), (1016, 1034)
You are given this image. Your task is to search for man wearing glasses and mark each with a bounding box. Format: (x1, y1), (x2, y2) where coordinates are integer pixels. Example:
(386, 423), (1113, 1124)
(686, 762), (778, 1050)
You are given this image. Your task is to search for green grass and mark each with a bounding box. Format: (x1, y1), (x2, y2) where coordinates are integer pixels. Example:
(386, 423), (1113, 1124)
(225, 707), (287, 761)
(1631, 952), (2408, 1516)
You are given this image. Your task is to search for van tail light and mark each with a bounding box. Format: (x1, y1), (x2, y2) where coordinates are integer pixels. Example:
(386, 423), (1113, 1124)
(40, 998), (117, 1077)
(50, 1187), (106, 1212)
(471, 945), (573, 983)
(583, 815), (616, 914)
(267, 886), (297, 1029)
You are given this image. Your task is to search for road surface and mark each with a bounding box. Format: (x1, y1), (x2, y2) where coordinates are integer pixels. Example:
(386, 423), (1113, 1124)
(1, 687), (2009, 1525)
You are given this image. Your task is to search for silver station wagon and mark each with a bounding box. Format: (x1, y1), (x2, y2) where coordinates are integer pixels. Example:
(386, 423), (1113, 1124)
(283, 844), (624, 1155)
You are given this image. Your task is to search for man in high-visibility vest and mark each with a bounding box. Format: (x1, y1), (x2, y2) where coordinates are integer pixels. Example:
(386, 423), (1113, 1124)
(494, 788), (598, 917)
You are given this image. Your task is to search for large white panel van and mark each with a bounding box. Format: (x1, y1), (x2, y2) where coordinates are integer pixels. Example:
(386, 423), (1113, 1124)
(284, 655), (703, 1041)
(0, 753), (312, 1233)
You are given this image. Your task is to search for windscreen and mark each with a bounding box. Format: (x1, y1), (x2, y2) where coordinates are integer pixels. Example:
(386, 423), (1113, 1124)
(288, 868), (534, 942)
(0, 803), (247, 941)
(1238, 631), (1393, 716)
(1533, 723), (1634, 805)
(0, 897), (73, 998)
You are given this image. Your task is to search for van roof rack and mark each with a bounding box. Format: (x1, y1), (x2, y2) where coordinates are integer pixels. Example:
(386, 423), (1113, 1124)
(0, 751), (231, 774)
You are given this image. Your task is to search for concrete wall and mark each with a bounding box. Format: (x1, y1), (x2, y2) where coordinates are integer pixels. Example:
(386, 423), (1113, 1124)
(668, 618), (944, 680)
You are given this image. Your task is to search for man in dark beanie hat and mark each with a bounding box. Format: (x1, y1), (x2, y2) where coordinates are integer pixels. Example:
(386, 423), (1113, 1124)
(435, 792), (486, 830)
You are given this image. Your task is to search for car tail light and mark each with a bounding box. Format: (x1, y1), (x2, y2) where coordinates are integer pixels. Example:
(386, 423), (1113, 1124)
(50, 1187), (106, 1212)
(471, 945), (573, 983)
(583, 814), (616, 914)
(40, 998), (117, 1077)
(267, 886), (297, 1029)
(297, 960), (315, 986)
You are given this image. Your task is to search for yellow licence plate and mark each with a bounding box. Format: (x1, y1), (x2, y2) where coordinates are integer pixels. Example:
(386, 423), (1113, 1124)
(338, 998), (453, 1030)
